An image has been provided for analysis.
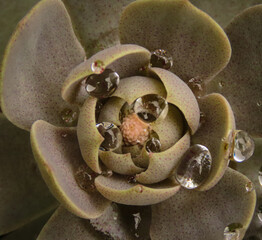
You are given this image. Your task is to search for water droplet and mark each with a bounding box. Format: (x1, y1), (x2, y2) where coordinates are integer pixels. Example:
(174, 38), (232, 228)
(257, 205), (262, 222)
(85, 69), (120, 99)
(256, 100), (262, 107)
(60, 108), (78, 126)
(146, 132), (161, 153)
(187, 77), (205, 98)
(133, 212), (141, 230)
(127, 175), (137, 183)
(175, 144), (212, 189)
(224, 223), (243, 240)
(91, 60), (105, 74)
(96, 122), (122, 151)
(219, 80), (225, 87)
(61, 132), (68, 138)
(102, 169), (113, 177)
(133, 94), (168, 123)
(230, 130), (255, 162)
(74, 165), (98, 193)
(150, 49), (173, 70)
(245, 181), (254, 193)
(135, 185), (144, 193)
(258, 166), (262, 186)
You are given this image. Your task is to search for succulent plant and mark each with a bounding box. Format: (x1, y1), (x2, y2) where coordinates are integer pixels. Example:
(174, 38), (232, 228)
(0, 0), (262, 239)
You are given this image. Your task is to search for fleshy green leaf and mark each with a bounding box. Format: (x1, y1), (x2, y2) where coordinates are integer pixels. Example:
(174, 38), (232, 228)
(207, 5), (262, 135)
(1, 0), (85, 131)
(192, 93), (235, 191)
(120, 0), (231, 82)
(62, 0), (135, 56)
(31, 120), (110, 219)
(0, 114), (57, 235)
(150, 168), (256, 240)
(95, 175), (180, 205)
(136, 131), (190, 184)
(37, 207), (105, 240)
(62, 44), (151, 105)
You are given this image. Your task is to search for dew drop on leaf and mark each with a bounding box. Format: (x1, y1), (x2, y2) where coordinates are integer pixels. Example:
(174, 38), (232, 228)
(245, 181), (254, 193)
(91, 60), (105, 74)
(230, 130), (255, 162)
(85, 69), (120, 99)
(146, 132), (161, 153)
(175, 144), (212, 189)
(223, 223), (243, 240)
(96, 122), (122, 151)
(187, 76), (205, 98)
(150, 49), (173, 70)
(60, 108), (78, 126)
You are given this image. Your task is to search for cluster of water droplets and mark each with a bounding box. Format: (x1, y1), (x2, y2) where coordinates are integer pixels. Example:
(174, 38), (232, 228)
(150, 49), (173, 70)
(187, 76), (205, 99)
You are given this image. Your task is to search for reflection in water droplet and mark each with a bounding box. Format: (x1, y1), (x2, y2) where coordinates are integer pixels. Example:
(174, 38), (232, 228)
(245, 181), (254, 193)
(127, 175), (137, 183)
(74, 165), (98, 193)
(95, 99), (106, 121)
(224, 223), (243, 240)
(150, 49), (173, 70)
(258, 166), (262, 186)
(133, 94), (168, 123)
(187, 77), (204, 98)
(219, 80), (225, 87)
(257, 205), (262, 222)
(85, 69), (120, 98)
(91, 60), (105, 74)
(96, 122), (122, 151)
(230, 130), (255, 162)
(135, 185), (144, 193)
(146, 132), (161, 153)
(175, 144), (212, 189)
(60, 108), (78, 126)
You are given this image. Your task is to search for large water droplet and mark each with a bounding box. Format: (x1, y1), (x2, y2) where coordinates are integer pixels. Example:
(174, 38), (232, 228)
(75, 165), (98, 193)
(133, 94), (168, 123)
(135, 185), (144, 193)
(146, 132), (161, 153)
(85, 69), (120, 98)
(231, 130), (255, 162)
(224, 223), (243, 240)
(60, 108), (78, 126)
(96, 122), (122, 151)
(150, 49), (173, 70)
(257, 205), (262, 222)
(258, 166), (262, 186)
(175, 144), (212, 189)
(245, 181), (254, 193)
(91, 60), (105, 74)
(187, 77), (205, 99)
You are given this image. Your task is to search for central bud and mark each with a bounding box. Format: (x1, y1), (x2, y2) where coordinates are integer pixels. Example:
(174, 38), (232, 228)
(120, 113), (150, 146)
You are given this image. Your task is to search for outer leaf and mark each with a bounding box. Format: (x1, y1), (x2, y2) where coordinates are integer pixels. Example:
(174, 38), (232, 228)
(0, 114), (57, 235)
(207, 5), (262, 135)
(150, 168), (256, 240)
(1, 0), (85, 130)
(31, 120), (110, 219)
(120, 0), (231, 82)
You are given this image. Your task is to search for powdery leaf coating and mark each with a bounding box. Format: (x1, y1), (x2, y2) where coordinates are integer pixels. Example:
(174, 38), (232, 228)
(95, 175), (180, 205)
(192, 93), (235, 191)
(119, 0), (231, 82)
(112, 76), (166, 105)
(77, 97), (104, 173)
(38, 207), (105, 240)
(190, 0), (262, 28)
(62, 0), (135, 56)
(207, 5), (262, 136)
(99, 151), (144, 175)
(149, 67), (200, 134)
(1, 0), (85, 131)
(98, 97), (125, 126)
(136, 131), (190, 184)
(90, 204), (151, 240)
(151, 104), (184, 151)
(0, 114), (57, 235)
(31, 120), (110, 219)
(150, 168), (256, 240)
(62, 44), (151, 104)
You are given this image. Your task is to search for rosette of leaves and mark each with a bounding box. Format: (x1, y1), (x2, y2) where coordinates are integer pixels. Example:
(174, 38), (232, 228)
(0, 0), (262, 239)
